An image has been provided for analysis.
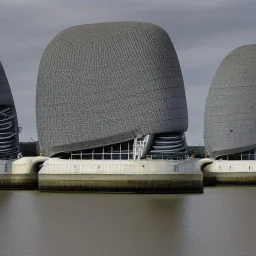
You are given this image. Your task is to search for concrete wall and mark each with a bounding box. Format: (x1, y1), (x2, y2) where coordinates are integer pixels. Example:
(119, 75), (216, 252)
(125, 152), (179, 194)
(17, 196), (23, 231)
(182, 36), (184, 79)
(0, 157), (48, 189)
(0, 160), (13, 174)
(39, 159), (203, 193)
(204, 160), (256, 172)
(203, 159), (256, 185)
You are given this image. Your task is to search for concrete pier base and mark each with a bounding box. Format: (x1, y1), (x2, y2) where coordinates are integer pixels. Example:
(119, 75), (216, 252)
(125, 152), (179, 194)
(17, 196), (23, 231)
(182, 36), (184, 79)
(204, 172), (256, 185)
(202, 159), (256, 185)
(0, 173), (38, 189)
(0, 157), (48, 189)
(39, 159), (203, 193)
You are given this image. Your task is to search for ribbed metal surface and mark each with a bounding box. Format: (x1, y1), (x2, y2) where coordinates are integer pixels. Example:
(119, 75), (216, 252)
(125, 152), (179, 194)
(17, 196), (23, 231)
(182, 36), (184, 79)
(204, 45), (256, 158)
(148, 132), (187, 159)
(0, 62), (19, 158)
(36, 22), (188, 156)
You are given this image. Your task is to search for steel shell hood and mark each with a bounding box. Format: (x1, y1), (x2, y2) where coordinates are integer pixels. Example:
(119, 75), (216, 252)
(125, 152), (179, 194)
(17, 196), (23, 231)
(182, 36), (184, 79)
(0, 62), (15, 105)
(0, 61), (19, 157)
(204, 45), (256, 158)
(36, 22), (188, 156)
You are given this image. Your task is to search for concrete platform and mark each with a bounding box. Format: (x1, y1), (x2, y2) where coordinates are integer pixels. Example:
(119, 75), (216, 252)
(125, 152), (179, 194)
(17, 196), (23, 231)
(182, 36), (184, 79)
(0, 157), (48, 189)
(202, 159), (256, 185)
(38, 158), (203, 193)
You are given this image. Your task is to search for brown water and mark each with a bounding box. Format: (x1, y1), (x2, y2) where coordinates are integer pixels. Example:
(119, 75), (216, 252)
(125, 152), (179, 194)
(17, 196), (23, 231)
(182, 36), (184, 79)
(0, 187), (255, 256)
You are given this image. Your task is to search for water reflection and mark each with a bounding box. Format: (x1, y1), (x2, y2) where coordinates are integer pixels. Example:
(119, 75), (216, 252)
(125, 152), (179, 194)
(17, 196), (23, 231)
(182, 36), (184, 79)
(0, 188), (255, 256)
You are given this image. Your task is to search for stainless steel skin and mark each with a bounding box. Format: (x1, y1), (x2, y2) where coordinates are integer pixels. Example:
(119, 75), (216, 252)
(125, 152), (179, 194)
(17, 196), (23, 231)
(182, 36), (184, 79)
(204, 45), (256, 158)
(0, 62), (19, 158)
(36, 22), (188, 156)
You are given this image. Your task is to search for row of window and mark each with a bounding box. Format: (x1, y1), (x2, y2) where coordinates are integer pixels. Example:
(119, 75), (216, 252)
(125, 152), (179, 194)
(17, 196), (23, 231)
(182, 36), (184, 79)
(216, 149), (256, 160)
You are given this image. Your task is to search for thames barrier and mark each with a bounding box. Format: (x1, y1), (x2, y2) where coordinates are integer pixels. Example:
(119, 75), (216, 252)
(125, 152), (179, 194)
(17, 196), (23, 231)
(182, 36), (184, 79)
(1, 23), (256, 191)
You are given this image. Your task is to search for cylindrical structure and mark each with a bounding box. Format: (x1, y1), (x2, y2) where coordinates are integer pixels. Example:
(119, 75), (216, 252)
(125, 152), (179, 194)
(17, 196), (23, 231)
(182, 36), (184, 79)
(204, 45), (256, 158)
(0, 62), (19, 158)
(36, 22), (188, 156)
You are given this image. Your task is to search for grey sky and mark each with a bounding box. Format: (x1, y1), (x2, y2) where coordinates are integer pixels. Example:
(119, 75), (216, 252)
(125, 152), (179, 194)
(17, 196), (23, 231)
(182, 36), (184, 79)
(0, 0), (255, 145)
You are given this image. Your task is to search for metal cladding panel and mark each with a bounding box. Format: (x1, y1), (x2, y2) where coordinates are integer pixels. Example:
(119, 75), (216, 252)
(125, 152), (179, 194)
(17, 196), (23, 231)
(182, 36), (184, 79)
(36, 22), (188, 156)
(0, 62), (19, 157)
(0, 62), (13, 104)
(204, 45), (256, 158)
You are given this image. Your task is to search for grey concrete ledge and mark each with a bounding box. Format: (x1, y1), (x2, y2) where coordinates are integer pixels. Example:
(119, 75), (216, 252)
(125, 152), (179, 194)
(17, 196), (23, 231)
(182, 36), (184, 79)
(38, 159), (203, 193)
(0, 174), (38, 189)
(0, 157), (48, 190)
(39, 174), (203, 193)
(204, 172), (256, 186)
(202, 159), (256, 185)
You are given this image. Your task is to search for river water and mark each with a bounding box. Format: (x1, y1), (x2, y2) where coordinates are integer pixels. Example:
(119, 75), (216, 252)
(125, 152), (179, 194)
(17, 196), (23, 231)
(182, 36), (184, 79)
(0, 187), (255, 256)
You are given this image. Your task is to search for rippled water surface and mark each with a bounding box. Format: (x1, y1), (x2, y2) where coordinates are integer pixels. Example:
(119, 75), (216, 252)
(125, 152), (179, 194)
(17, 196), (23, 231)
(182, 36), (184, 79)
(0, 187), (255, 256)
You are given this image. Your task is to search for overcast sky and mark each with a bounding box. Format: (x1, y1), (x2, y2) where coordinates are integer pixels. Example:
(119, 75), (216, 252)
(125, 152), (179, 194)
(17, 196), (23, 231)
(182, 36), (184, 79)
(0, 0), (256, 145)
